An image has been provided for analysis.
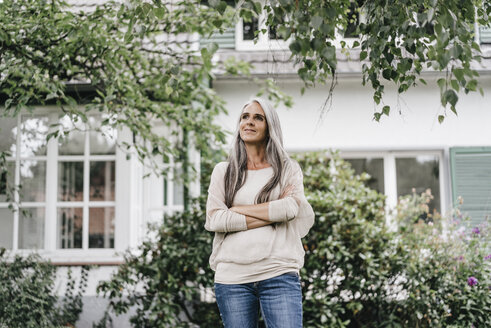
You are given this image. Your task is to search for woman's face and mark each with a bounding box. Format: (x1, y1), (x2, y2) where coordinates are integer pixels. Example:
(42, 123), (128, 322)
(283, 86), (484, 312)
(239, 102), (268, 145)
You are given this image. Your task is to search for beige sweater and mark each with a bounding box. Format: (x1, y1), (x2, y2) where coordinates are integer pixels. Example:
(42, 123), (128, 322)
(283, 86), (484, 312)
(205, 160), (315, 284)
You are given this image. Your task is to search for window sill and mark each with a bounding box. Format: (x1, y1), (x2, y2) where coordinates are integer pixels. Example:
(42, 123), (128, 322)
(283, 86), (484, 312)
(5, 249), (125, 266)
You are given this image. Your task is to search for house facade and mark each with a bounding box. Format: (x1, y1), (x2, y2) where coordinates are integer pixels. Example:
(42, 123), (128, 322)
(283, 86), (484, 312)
(208, 21), (491, 227)
(1, 2), (491, 327)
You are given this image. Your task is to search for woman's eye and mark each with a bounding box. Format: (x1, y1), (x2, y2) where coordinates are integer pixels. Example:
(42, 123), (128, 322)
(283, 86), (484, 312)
(241, 114), (249, 120)
(255, 116), (263, 121)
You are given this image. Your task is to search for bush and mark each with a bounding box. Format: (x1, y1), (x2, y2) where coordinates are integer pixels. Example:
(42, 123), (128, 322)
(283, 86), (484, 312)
(295, 152), (408, 327)
(393, 191), (491, 327)
(95, 199), (219, 328)
(96, 151), (490, 327)
(95, 149), (224, 327)
(0, 249), (88, 328)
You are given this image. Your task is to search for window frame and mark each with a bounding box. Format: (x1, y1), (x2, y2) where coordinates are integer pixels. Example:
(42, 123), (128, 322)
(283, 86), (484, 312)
(235, 4), (366, 51)
(336, 150), (447, 217)
(0, 108), (133, 264)
(235, 14), (290, 51)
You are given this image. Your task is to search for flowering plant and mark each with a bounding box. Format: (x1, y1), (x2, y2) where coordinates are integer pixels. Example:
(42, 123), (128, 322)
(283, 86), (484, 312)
(394, 190), (491, 327)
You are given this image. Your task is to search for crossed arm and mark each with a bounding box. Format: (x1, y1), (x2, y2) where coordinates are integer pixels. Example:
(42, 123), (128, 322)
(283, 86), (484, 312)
(230, 185), (296, 230)
(205, 162), (306, 233)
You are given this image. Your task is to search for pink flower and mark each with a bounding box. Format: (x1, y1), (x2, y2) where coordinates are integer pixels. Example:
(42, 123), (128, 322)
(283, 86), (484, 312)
(472, 227), (480, 234)
(467, 276), (478, 286)
(485, 254), (491, 261)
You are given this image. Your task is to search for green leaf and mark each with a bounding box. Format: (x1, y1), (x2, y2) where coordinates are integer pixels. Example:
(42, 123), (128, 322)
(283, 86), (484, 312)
(453, 68), (464, 81)
(382, 69), (392, 80)
(217, 1), (228, 14)
(450, 79), (459, 91)
(165, 85), (173, 96)
(438, 115), (445, 123)
(322, 46), (337, 69)
(208, 0), (220, 8)
(311, 16), (323, 29)
(253, 1), (262, 14)
(466, 79), (477, 91)
(443, 89), (458, 108)
(154, 7), (166, 20)
(322, 46), (336, 60)
(382, 105), (390, 115)
(289, 40), (302, 53)
(360, 51), (368, 61)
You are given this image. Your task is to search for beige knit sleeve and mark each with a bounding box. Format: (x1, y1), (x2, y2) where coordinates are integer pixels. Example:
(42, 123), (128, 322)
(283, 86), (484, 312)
(269, 161), (314, 237)
(267, 162), (303, 222)
(204, 162), (248, 233)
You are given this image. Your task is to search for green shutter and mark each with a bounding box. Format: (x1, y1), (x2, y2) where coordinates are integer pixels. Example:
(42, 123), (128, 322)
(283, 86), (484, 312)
(200, 27), (235, 49)
(450, 147), (491, 227)
(480, 26), (491, 44)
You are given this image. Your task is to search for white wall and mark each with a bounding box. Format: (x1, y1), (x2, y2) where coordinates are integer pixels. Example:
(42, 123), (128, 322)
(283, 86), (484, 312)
(213, 74), (491, 151)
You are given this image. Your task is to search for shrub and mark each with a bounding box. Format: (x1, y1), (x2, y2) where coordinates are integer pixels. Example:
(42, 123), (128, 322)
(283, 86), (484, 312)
(96, 151), (490, 327)
(0, 249), (88, 328)
(95, 149), (225, 327)
(295, 152), (409, 327)
(393, 191), (491, 327)
(95, 199), (219, 328)
(296, 152), (490, 327)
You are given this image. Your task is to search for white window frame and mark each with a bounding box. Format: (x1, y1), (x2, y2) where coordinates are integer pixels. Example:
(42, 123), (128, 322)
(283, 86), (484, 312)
(142, 157), (186, 227)
(235, 9), (290, 51)
(0, 107), (135, 264)
(235, 1), (366, 51)
(142, 146), (201, 226)
(338, 150), (447, 220)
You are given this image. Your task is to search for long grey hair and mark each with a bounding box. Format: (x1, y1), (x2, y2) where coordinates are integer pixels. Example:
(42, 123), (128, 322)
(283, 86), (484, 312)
(224, 97), (291, 208)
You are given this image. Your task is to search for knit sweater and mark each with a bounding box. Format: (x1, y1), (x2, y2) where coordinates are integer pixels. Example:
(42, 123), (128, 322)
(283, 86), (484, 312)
(205, 160), (315, 284)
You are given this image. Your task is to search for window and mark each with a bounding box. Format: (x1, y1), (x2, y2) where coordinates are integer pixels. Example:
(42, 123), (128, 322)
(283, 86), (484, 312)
(395, 155), (441, 213)
(479, 25), (491, 44)
(141, 152), (189, 227)
(236, 1), (366, 50)
(236, 11), (290, 51)
(340, 151), (444, 215)
(340, 0), (363, 39)
(345, 157), (385, 193)
(163, 165), (185, 210)
(0, 115), (48, 250)
(57, 116), (116, 249)
(333, 0), (366, 48)
(0, 113), (117, 251)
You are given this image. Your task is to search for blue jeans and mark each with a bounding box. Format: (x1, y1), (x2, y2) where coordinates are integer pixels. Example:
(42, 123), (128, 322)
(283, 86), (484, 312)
(214, 272), (303, 328)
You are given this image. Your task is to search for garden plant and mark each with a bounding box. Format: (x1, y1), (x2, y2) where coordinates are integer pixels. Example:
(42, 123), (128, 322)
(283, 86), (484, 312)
(95, 151), (490, 327)
(0, 249), (89, 328)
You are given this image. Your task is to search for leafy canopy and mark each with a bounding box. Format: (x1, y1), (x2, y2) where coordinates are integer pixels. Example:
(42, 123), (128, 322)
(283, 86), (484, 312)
(0, 0), (285, 177)
(241, 0), (491, 122)
(1, 0), (490, 173)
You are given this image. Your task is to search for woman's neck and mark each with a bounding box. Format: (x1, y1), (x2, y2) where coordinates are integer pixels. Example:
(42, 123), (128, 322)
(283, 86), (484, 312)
(245, 143), (269, 169)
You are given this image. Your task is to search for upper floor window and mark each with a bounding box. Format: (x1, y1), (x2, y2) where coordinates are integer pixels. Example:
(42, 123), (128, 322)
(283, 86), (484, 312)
(236, 12), (289, 51)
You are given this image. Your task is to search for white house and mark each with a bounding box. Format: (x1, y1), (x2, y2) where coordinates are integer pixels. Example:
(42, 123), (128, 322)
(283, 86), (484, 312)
(1, 1), (490, 327)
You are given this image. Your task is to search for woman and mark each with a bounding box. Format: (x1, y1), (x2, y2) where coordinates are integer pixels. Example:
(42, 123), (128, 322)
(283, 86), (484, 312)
(205, 97), (315, 328)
